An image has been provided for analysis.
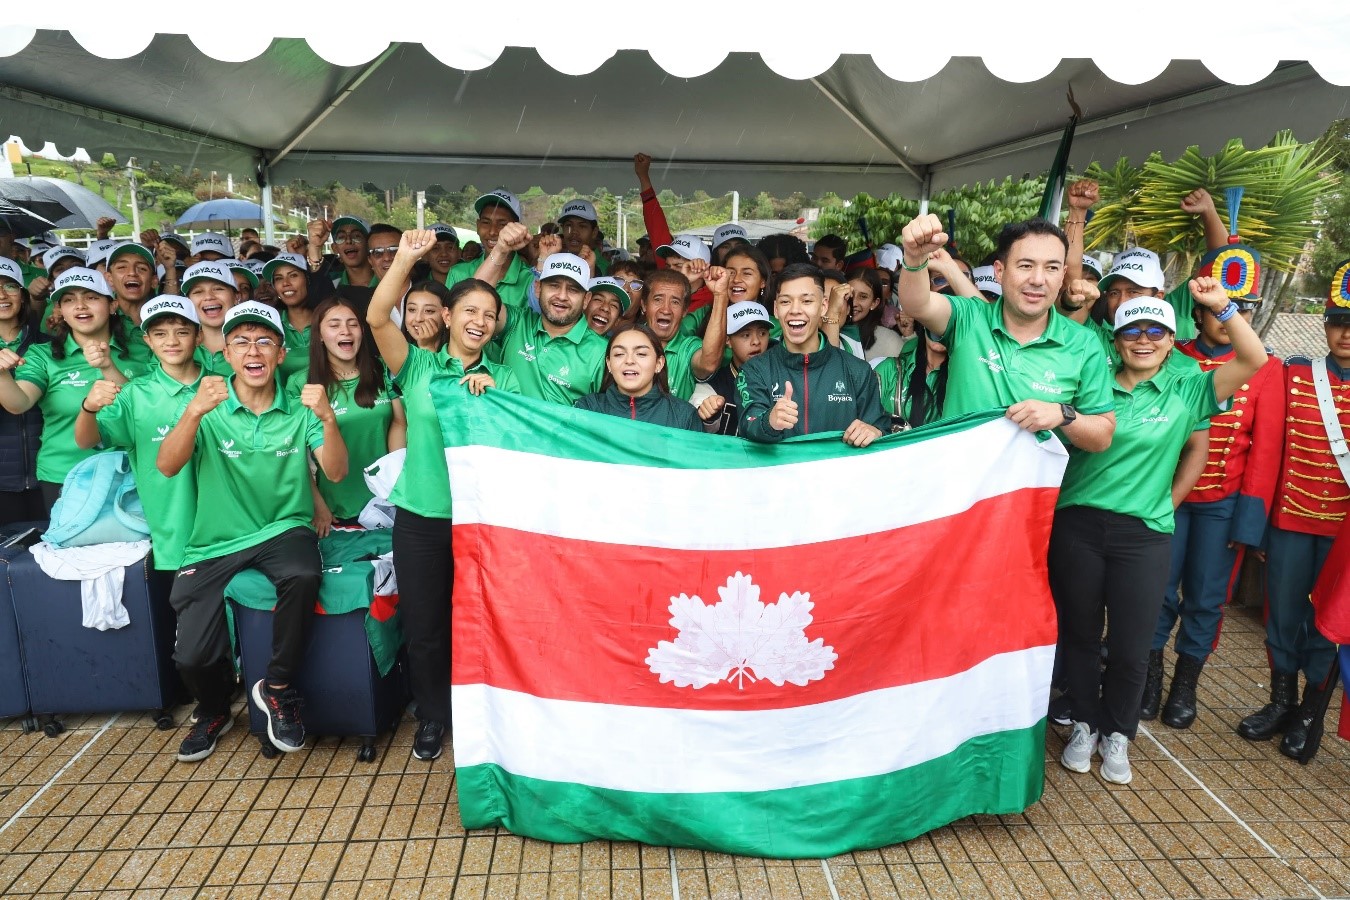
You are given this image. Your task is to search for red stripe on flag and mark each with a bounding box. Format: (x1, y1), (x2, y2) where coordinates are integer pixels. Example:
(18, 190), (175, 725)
(451, 487), (1058, 711)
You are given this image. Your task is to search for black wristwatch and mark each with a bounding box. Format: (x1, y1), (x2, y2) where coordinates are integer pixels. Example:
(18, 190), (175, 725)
(1059, 404), (1078, 428)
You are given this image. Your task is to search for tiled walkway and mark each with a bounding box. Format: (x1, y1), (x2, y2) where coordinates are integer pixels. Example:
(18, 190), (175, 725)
(2, 604), (1347, 899)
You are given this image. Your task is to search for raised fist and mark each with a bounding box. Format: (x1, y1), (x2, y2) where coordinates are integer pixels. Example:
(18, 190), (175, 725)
(0, 348), (23, 372)
(399, 229), (438, 260)
(704, 266), (729, 296)
(633, 153), (653, 184)
(1188, 275), (1230, 311)
(84, 379), (121, 412)
(496, 222), (531, 254)
(1067, 180), (1099, 211)
(83, 340), (113, 372)
(1065, 278), (1100, 308)
(189, 375), (229, 417)
(697, 393), (726, 422)
(300, 383), (335, 421)
(537, 233), (563, 260)
(1180, 188), (1216, 216)
(307, 218), (331, 246)
(900, 214), (948, 265)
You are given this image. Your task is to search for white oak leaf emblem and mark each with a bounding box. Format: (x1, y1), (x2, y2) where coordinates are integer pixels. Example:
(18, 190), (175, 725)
(645, 572), (837, 689)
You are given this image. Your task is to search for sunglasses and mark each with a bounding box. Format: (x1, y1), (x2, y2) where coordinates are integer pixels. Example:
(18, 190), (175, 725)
(1116, 325), (1170, 342)
(368, 247), (399, 259)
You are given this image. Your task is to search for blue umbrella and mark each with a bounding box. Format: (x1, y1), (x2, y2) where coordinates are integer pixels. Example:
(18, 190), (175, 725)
(175, 198), (271, 230)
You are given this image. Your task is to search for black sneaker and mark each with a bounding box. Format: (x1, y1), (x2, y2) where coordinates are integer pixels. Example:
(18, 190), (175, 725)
(177, 713), (233, 762)
(1048, 694), (1073, 727)
(413, 719), (445, 761)
(251, 680), (306, 752)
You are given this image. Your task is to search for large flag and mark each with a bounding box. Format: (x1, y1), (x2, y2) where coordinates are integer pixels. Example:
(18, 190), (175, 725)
(434, 388), (1068, 859)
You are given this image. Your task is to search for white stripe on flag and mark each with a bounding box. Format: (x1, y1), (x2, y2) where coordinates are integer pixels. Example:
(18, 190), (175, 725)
(452, 645), (1053, 794)
(447, 418), (1067, 550)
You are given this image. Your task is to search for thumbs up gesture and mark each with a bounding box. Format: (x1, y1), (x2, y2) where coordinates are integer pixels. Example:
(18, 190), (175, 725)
(769, 381), (799, 432)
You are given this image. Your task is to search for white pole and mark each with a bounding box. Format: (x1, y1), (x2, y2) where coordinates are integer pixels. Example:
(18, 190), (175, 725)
(416, 191), (426, 229)
(261, 179), (275, 245)
(126, 161), (140, 236)
(616, 198), (623, 249)
(731, 191), (739, 223)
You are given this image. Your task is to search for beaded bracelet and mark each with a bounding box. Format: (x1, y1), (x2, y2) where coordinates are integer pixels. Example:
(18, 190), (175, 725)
(1215, 302), (1239, 322)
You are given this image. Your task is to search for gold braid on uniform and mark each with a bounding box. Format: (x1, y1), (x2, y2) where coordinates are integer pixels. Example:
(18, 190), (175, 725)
(1292, 446), (1339, 461)
(1284, 482), (1350, 502)
(1283, 498), (1345, 521)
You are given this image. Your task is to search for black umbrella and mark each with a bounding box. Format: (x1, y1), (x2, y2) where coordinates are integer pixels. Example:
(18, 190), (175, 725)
(0, 199), (58, 239)
(0, 180), (74, 225)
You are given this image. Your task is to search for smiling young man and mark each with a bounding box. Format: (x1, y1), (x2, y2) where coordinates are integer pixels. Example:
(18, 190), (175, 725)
(492, 243), (607, 405)
(305, 216), (377, 289)
(75, 297), (211, 575)
(449, 190), (537, 311)
(156, 301), (348, 763)
(895, 214), (1116, 450)
(738, 263), (887, 445)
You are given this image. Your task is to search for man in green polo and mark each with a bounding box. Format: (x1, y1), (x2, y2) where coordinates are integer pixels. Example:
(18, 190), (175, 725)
(449, 189), (536, 309)
(493, 248), (606, 405)
(157, 300), (348, 763)
(895, 214), (1116, 451)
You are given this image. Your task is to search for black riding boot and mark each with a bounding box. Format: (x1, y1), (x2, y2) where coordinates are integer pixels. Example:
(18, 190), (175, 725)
(1161, 653), (1205, 729)
(1139, 649), (1164, 721)
(1279, 678), (1333, 760)
(1237, 671), (1298, 741)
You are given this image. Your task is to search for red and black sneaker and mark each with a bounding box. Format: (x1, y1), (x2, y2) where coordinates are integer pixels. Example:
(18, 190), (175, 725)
(251, 680), (306, 752)
(177, 713), (233, 762)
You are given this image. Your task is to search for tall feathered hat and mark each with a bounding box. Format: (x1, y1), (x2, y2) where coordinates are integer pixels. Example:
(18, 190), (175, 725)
(1196, 187), (1261, 308)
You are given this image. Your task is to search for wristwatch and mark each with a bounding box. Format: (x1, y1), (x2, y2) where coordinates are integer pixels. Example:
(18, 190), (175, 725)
(1059, 404), (1078, 428)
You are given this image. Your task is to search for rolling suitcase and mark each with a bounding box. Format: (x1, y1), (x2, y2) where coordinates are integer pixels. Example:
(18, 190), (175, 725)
(8, 548), (180, 732)
(0, 522), (44, 730)
(226, 529), (406, 761)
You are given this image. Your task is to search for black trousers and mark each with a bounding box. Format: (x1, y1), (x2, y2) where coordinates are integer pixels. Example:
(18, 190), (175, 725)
(38, 481), (62, 513)
(170, 526), (321, 717)
(393, 506), (453, 727)
(1049, 505), (1172, 739)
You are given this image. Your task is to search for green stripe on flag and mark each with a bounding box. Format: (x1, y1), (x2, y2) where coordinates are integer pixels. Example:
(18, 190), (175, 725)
(455, 721), (1046, 859)
(433, 382), (1007, 469)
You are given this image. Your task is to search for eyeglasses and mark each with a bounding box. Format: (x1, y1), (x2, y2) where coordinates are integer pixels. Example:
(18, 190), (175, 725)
(228, 337), (279, 350)
(1116, 325), (1170, 342)
(620, 280), (644, 292)
(368, 247), (398, 259)
(0, 283), (21, 295)
(331, 234), (366, 245)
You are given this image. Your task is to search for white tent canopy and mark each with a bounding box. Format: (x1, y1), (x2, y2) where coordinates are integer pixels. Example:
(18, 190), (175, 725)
(2, 5), (1348, 204)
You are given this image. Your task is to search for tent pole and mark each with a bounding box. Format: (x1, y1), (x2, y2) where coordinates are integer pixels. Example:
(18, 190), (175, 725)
(261, 178), (275, 246)
(917, 173), (933, 216)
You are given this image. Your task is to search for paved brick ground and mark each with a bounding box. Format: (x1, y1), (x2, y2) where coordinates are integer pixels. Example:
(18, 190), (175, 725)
(2, 604), (1346, 899)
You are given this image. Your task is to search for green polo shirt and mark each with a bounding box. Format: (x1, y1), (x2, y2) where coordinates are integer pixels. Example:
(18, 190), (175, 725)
(875, 337), (943, 424)
(938, 296), (1113, 419)
(278, 310), (311, 383)
(337, 269), (379, 289)
(13, 334), (151, 483)
(1058, 367), (1226, 533)
(181, 376), (324, 564)
(118, 317), (156, 372)
(18, 260), (43, 289)
(448, 253), (534, 310)
(96, 363), (205, 570)
(0, 326), (31, 353)
(663, 332), (705, 401)
(495, 308), (606, 405)
(1163, 283), (1197, 341)
(390, 346), (520, 519)
(286, 368), (399, 520)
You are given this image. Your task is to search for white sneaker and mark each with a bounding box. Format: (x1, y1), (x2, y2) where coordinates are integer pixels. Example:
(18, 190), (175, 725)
(1060, 721), (1096, 773)
(1098, 732), (1132, 784)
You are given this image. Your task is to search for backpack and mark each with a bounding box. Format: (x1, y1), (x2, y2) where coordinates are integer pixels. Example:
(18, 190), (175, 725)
(43, 451), (150, 548)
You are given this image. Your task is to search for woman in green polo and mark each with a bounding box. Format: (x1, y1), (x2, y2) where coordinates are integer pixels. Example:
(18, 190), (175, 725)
(289, 295), (406, 529)
(1050, 279), (1267, 787)
(0, 267), (147, 509)
(875, 329), (949, 430)
(265, 253), (324, 382)
(367, 229), (519, 764)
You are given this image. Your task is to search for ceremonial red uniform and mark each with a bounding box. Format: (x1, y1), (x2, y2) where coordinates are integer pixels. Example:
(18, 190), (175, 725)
(1178, 345), (1282, 521)
(1262, 358), (1350, 536)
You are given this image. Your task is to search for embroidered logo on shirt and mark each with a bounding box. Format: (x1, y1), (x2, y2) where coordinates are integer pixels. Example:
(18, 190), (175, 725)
(979, 348), (1004, 374)
(153, 424), (171, 443)
(218, 438), (242, 459)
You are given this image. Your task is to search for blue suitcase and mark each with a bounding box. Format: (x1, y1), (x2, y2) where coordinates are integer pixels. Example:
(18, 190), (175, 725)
(230, 602), (407, 761)
(0, 522), (44, 729)
(8, 549), (181, 731)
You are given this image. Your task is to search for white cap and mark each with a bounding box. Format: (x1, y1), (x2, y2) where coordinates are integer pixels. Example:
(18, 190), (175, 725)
(559, 199), (597, 223)
(331, 215), (370, 235)
(1081, 254), (1104, 278)
(874, 243), (903, 271)
(262, 252), (308, 282)
(712, 223), (749, 249)
(140, 295), (201, 328)
(0, 258), (23, 285)
(223, 300), (284, 336)
(656, 234), (711, 264)
(971, 266), (1002, 297)
(182, 261), (237, 294)
(474, 189), (522, 222)
(589, 276), (631, 312)
(191, 232), (235, 258)
(159, 233), (191, 252)
(727, 301), (772, 335)
(1099, 246), (1164, 292)
(84, 238), (122, 267)
(1113, 297), (1177, 334)
(430, 224), (460, 242)
(51, 267), (112, 303)
(242, 259), (267, 279)
(43, 246), (85, 271)
(539, 253), (591, 288)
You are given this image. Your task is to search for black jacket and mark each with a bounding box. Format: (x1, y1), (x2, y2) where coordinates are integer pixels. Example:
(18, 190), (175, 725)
(0, 327), (49, 492)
